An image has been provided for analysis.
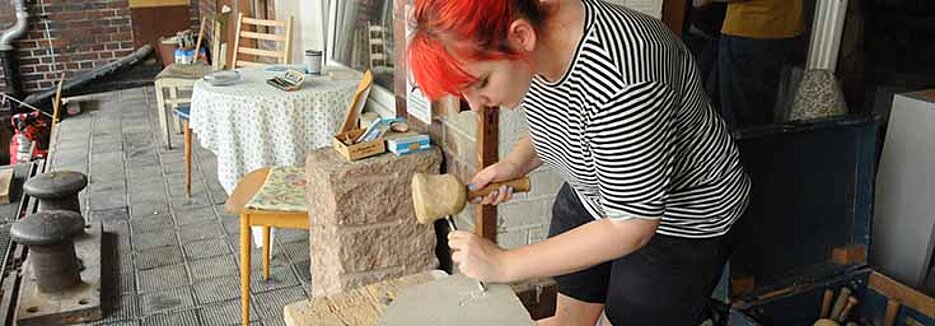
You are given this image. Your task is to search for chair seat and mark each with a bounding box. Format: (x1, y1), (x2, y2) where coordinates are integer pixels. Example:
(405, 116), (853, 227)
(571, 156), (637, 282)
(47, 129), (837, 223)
(173, 105), (191, 120)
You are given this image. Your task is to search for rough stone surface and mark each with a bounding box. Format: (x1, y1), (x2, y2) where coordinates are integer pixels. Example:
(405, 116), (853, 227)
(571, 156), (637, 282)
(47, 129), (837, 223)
(306, 148), (442, 297)
(311, 223), (436, 273)
(306, 148), (442, 226)
(284, 271), (438, 326)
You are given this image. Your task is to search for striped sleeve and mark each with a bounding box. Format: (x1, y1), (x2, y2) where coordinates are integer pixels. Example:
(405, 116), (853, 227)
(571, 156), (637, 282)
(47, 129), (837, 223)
(586, 81), (678, 219)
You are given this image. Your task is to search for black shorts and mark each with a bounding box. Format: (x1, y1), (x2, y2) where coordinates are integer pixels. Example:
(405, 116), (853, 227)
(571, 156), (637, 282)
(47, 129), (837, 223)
(548, 184), (735, 325)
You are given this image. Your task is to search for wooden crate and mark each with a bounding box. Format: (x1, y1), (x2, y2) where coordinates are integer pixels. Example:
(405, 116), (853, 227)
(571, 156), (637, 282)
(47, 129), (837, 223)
(332, 128), (385, 161)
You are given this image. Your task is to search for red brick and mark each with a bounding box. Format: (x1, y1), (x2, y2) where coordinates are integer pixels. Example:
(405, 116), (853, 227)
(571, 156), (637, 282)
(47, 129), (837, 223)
(19, 58), (40, 66)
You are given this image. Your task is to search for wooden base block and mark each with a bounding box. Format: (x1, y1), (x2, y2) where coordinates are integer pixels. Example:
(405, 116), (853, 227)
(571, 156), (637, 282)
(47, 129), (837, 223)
(511, 278), (557, 320)
(832, 245), (867, 265)
(732, 275), (756, 296)
(0, 166), (13, 204)
(15, 222), (102, 326)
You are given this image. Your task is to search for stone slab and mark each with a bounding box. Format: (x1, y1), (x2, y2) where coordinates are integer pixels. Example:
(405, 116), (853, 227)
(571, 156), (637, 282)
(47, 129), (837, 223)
(379, 273), (535, 325)
(284, 271), (441, 326)
(15, 222), (103, 326)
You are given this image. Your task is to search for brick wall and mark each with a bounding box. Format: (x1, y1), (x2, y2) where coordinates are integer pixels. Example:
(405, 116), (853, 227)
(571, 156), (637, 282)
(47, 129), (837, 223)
(0, 0), (134, 94)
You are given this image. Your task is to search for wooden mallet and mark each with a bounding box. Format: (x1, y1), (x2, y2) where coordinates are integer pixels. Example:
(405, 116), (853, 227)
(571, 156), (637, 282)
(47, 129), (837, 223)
(411, 173), (531, 225)
(410, 173), (530, 292)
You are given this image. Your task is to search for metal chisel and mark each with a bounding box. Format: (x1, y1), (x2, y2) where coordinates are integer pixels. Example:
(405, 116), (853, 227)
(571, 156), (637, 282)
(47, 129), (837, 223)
(446, 215), (487, 293)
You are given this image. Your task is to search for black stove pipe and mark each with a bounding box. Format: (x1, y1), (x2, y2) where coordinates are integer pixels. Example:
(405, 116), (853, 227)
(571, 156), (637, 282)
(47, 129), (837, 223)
(0, 50), (23, 100)
(1, 0), (29, 101)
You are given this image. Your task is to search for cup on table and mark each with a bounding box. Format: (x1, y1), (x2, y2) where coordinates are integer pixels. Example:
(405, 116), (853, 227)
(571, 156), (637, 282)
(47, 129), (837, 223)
(304, 50), (323, 75)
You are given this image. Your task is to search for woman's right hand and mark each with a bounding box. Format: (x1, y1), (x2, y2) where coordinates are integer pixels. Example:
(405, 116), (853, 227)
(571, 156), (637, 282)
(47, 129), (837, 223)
(468, 160), (523, 205)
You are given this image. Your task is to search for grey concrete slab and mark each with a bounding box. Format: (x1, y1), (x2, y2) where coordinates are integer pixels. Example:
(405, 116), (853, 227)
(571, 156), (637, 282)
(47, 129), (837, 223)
(279, 241), (310, 265)
(89, 193), (128, 210)
(118, 272), (136, 295)
(135, 245), (184, 270)
(177, 221), (224, 244)
(183, 238), (230, 260)
(173, 206), (216, 226)
(170, 196), (213, 212)
(91, 208), (130, 224)
(129, 197), (169, 214)
(97, 294), (141, 324)
(198, 299), (260, 326)
(141, 308), (202, 326)
(130, 214), (174, 234)
(139, 287), (195, 316)
(138, 263), (189, 293)
(274, 229), (309, 245)
(188, 255), (238, 282)
(249, 265), (300, 295)
(132, 230), (179, 252)
(192, 277), (240, 306)
(253, 287), (308, 325)
(292, 260), (311, 286)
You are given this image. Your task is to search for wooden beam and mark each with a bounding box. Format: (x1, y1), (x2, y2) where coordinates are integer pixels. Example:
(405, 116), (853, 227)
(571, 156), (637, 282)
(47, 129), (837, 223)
(662, 0), (686, 36)
(474, 107), (499, 241)
(129, 0), (188, 8)
(869, 271), (935, 318)
(0, 167), (13, 205)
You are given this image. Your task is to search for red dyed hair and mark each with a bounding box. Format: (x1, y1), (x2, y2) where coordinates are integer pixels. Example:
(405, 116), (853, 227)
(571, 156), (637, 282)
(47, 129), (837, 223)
(408, 0), (546, 100)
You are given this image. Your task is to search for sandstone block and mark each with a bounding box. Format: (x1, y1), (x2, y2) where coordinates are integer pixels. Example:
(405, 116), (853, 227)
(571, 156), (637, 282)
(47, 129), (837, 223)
(305, 147), (442, 297)
(306, 148), (442, 226)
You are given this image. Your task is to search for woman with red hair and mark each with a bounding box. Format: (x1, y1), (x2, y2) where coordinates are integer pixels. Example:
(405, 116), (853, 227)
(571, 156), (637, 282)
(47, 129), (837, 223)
(408, 0), (750, 324)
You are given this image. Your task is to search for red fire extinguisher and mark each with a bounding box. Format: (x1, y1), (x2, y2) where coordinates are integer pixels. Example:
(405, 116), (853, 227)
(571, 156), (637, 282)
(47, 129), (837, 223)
(9, 112), (49, 164)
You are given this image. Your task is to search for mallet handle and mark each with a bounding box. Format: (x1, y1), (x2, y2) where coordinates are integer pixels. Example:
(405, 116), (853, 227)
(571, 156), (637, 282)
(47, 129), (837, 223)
(468, 177), (531, 199)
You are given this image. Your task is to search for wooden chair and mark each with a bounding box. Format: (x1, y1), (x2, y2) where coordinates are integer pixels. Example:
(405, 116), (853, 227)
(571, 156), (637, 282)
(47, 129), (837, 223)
(173, 106), (193, 197)
(231, 13), (294, 68)
(224, 167), (308, 326)
(368, 22), (388, 69)
(154, 16), (226, 149)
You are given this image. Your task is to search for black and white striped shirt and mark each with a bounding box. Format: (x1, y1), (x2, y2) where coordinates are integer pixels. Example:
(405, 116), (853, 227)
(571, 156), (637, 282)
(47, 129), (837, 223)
(523, 0), (750, 238)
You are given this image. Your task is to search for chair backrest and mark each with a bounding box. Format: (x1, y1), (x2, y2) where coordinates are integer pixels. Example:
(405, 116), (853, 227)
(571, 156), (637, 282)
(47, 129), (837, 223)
(368, 22), (387, 69)
(231, 13), (293, 68)
(338, 70), (374, 134)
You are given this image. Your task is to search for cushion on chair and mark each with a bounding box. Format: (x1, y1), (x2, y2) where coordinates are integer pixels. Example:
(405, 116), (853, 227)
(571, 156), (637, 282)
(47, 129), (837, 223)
(173, 105), (191, 120)
(245, 166), (307, 212)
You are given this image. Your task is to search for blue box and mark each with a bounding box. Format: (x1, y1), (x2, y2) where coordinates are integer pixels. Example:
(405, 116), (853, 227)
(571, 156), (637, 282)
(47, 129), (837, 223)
(387, 134), (430, 156)
(720, 116), (935, 325)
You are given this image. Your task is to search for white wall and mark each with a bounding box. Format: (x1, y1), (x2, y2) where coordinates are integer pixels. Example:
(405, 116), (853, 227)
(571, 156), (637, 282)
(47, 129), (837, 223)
(606, 0), (663, 19)
(277, 0), (329, 65)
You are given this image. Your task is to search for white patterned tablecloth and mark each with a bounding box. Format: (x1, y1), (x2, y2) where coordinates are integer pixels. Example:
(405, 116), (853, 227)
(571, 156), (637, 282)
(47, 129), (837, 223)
(190, 68), (360, 193)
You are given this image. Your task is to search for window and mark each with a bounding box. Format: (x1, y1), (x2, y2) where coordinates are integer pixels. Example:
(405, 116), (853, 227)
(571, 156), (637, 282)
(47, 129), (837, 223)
(328, 0), (395, 112)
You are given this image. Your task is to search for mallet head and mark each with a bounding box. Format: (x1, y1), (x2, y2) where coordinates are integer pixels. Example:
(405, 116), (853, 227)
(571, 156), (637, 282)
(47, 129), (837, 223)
(411, 173), (467, 224)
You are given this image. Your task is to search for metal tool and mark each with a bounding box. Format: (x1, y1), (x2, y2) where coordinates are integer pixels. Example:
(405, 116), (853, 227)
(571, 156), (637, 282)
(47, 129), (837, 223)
(446, 215), (487, 293)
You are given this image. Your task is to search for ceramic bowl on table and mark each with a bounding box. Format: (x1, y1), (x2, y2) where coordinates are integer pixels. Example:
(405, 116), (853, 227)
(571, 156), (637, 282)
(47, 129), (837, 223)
(203, 70), (241, 86)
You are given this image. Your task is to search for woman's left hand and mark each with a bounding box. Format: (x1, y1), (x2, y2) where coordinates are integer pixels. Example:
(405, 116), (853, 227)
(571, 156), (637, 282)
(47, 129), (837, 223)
(448, 230), (512, 283)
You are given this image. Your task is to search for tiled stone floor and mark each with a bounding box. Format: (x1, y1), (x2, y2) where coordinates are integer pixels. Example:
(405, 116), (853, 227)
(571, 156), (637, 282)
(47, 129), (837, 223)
(47, 87), (311, 326)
